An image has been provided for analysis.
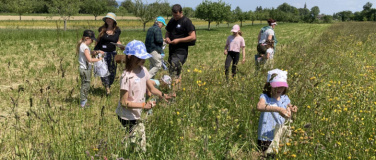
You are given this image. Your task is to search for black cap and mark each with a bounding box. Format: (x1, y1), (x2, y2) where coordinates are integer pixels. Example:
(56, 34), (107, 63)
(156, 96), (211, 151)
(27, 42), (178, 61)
(83, 30), (97, 41)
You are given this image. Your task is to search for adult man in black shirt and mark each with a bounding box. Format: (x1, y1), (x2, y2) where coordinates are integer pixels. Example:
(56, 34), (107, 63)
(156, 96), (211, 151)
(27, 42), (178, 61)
(165, 4), (196, 83)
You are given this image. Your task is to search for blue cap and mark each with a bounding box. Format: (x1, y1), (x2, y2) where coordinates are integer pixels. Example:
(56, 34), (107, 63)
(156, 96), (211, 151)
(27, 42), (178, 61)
(156, 16), (166, 26)
(123, 40), (152, 59)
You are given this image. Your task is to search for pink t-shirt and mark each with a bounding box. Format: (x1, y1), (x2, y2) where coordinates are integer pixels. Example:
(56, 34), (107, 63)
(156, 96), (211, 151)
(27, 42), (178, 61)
(226, 35), (245, 52)
(116, 66), (150, 120)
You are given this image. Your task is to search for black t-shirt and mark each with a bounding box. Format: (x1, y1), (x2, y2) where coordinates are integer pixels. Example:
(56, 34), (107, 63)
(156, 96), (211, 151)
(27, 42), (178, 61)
(94, 27), (121, 52)
(166, 16), (195, 47)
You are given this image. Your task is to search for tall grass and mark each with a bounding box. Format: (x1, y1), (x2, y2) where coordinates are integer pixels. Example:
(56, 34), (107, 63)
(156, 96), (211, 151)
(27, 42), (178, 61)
(0, 22), (375, 159)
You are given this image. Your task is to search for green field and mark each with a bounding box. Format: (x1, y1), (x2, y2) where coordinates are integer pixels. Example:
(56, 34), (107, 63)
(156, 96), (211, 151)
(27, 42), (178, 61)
(0, 21), (375, 159)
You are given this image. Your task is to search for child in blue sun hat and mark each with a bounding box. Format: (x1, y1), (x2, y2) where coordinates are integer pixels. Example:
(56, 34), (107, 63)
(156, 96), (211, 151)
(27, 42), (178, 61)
(116, 40), (171, 152)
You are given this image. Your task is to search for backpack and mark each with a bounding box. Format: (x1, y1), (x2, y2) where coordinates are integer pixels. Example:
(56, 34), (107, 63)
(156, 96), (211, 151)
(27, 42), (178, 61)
(182, 16), (196, 46)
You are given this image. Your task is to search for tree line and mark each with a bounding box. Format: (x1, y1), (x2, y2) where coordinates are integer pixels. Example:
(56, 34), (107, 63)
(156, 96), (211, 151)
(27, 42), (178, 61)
(1, 0), (375, 31)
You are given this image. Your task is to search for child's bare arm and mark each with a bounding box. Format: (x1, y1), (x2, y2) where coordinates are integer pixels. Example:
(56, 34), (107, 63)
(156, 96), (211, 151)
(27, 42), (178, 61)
(120, 90), (153, 109)
(146, 80), (169, 102)
(257, 98), (291, 118)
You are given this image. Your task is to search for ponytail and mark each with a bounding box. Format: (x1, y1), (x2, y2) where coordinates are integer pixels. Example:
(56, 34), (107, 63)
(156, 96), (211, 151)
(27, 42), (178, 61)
(238, 30), (243, 36)
(76, 37), (84, 54)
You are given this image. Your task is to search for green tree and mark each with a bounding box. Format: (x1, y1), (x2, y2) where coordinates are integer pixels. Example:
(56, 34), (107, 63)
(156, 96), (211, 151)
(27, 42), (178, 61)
(248, 10), (256, 25)
(322, 15), (333, 23)
(132, 0), (161, 31)
(310, 6), (320, 22)
(195, 0), (231, 30)
(82, 0), (107, 20)
(234, 6), (249, 27)
(7, 0), (35, 20)
(159, 2), (171, 19)
(121, 0), (135, 14)
(183, 7), (195, 18)
(48, 0), (81, 31)
(117, 6), (128, 18)
(224, 11), (237, 27)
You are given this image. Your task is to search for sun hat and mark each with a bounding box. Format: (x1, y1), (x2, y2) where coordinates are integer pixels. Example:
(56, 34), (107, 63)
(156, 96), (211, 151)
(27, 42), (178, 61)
(156, 16), (166, 26)
(102, 12), (117, 23)
(267, 69), (288, 88)
(161, 75), (172, 85)
(83, 30), (97, 41)
(231, 24), (240, 33)
(123, 40), (152, 59)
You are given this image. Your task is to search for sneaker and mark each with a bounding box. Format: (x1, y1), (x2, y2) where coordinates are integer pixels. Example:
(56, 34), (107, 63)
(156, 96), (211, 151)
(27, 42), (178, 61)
(106, 87), (111, 95)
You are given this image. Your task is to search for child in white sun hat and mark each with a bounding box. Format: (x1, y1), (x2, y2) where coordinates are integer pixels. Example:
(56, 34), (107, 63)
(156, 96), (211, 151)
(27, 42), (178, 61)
(256, 69), (298, 154)
(116, 40), (171, 152)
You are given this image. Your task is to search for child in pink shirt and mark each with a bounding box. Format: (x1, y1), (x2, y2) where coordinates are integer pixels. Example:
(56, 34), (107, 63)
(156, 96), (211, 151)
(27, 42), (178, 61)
(224, 24), (246, 79)
(116, 40), (170, 152)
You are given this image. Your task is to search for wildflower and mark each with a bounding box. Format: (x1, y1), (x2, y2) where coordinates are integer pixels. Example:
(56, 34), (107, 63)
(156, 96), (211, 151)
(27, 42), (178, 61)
(291, 154), (296, 158)
(307, 105), (311, 109)
(176, 112), (180, 115)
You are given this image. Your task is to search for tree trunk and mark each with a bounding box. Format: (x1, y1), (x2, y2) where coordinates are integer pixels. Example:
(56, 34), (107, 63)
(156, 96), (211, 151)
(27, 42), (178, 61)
(64, 19), (67, 31)
(240, 21), (243, 27)
(19, 14), (21, 20)
(95, 16), (97, 20)
(252, 20), (254, 25)
(143, 23), (146, 32)
(208, 21), (211, 30)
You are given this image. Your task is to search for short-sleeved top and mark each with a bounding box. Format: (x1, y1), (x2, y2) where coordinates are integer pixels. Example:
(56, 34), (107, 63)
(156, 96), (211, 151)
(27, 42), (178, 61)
(94, 27), (121, 52)
(166, 16), (195, 48)
(226, 35), (245, 53)
(78, 43), (91, 70)
(257, 94), (290, 141)
(258, 28), (274, 44)
(116, 66), (150, 120)
(266, 48), (274, 59)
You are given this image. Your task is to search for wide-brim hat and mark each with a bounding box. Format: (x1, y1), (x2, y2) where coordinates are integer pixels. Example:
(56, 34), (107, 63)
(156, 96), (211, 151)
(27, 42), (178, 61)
(123, 40), (152, 59)
(267, 69), (288, 88)
(102, 12), (117, 23)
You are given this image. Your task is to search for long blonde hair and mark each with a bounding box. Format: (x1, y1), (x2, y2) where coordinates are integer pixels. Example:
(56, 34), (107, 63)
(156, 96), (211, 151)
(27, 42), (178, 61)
(76, 37), (89, 54)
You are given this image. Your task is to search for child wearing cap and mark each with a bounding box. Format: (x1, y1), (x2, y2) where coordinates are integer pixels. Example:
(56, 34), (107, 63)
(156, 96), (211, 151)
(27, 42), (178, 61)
(256, 69), (298, 153)
(116, 40), (170, 152)
(145, 16), (167, 78)
(224, 24), (246, 79)
(76, 30), (105, 108)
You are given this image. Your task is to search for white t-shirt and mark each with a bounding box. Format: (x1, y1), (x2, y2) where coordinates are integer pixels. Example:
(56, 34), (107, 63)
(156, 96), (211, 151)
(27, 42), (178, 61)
(116, 66), (150, 120)
(78, 43), (91, 70)
(258, 29), (274, 44)
(226, 35), (245, 52)
(266, 48), (274, 59)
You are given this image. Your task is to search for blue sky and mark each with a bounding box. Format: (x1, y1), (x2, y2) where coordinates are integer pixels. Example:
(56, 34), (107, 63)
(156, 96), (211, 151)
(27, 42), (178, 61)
(116, 0), (373, 15)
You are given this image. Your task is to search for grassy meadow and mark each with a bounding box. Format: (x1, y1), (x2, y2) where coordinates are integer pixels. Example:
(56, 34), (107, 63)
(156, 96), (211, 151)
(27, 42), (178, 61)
(0, 21), (375, 159)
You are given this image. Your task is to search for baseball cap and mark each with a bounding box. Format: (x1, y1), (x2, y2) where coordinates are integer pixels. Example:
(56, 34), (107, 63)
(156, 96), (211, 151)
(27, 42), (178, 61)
(83, 30), (97, 41)
(123, 40), (152, 59)
(231, 24), (240, 33)
(156, 16), (166, 26)
(267, 69), (288, 88)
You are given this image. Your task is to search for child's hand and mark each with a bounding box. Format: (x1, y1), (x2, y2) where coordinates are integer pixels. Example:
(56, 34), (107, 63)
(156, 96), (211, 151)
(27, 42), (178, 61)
(146, 101), (156, 109)
(224, 50), (228, 55)
(242, 57), (246, 64)
(279, 107), (291, 118)
(288, 104), (298, 113)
